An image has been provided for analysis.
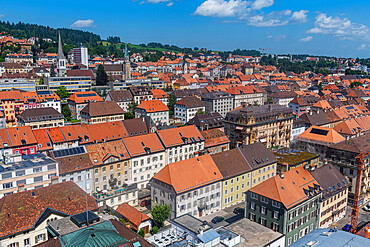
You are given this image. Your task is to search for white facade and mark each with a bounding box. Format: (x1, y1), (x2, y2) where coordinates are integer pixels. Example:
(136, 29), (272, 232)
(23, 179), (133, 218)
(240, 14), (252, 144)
(166, 141), (204, 164)
(135, 109), (169, 126)
(273, 97), (295, 108)
(131, 151), (166, 189)
(59, 169), (93, 194)
(233, 93), (264, 108)
(174, 104), (206, 124)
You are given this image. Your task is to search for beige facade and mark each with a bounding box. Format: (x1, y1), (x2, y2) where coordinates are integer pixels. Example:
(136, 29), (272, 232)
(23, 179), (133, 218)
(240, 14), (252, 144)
(319, 188), (348, 228)
(81, 113), (124, 125)
(18, 118), (64, 129)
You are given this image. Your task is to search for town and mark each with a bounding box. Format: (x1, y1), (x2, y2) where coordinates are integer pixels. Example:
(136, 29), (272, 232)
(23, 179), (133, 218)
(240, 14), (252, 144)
(0, 14), (370, 247)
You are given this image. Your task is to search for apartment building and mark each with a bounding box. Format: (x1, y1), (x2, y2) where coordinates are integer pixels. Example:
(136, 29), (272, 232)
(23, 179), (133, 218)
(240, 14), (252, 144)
(80, 101), (125, 124)
(273, 149), (320, 173)
(16, 107), (64, 129)
(150, 155), (223, 219)
(67, 91), (103, 119)
(225, 85), (265, 108)
(105, 89), (133, 112)
(0, 90), (24, 127)
(135, 100), (169, 126)
(128, 86), (153, 104)
(224, 104), (294, 148)
(156, 125), (205, 164)
(175, 96), (206, 124)
(201, 91), (233, 117)
(45, 76), (92, 93)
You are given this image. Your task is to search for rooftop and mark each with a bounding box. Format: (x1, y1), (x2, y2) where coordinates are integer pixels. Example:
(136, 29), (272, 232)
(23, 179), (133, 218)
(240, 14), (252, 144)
(273, 149), (319, 166)
(0, 153), (56, 173)
(80, 101), (125, 117)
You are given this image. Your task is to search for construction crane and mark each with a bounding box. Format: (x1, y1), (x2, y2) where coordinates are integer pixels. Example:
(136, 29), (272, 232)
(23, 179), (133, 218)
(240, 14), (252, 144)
(259, 48), (272, 56)
(350, 150), (370, 233)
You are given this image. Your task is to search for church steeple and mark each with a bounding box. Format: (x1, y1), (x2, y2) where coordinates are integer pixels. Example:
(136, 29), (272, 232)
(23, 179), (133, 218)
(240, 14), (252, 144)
(123, 43), (131, 80)
(56, 31), (67, 77)
(124, 43), (128, 61)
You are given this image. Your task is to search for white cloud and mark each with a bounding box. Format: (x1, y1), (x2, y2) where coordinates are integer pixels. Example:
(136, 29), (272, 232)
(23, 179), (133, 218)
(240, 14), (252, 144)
(70, 19), (94, 28)
(166, 2), (173, 6)
(247, 10), (292, 27)
(146, 0), (171, 3)
(267, 34), (287, 41)
(251, 0), (274, 10)
(358, 44), (369, 50)
(307, 13), (369, 39)
(300, 36), (313, 42)
(194, 0), (249, 18)
(291, 10), (308, 23)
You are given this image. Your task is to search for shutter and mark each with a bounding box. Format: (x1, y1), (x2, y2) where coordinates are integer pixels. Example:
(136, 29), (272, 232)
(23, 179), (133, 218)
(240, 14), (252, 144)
(43, 233), (46, 241)
(35, 236), (38, 244)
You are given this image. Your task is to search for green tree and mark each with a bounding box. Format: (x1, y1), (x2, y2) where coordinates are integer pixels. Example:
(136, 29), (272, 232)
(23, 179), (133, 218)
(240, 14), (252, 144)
(168, 94), (177, 116)
(56, 86), (69, 99)
(61, 105), (72, 120)
(151, 226), (158, 234)
(138, 229), (145, 238)
(124, 99), (138, 119)
(50, 63), (56, 77)
(39, 76), (44, 85)
(195, 108), (205, 115)
(96, 64), (108, 86)
(151, 204), (171, 227)
(350, 81), (363, 88)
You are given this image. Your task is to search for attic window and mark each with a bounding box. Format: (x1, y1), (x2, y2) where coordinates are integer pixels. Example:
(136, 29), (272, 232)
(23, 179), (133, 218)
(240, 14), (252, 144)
(266, 158), (269, 162)
(296, 170), (299, 174)
(94, 159), (98, 163)
(141, 142), (145, 146)
(303, 177), (306, 180)
(68, 133), (72, 136)
(337, 183), (341, 187)
(281, 187), (285, 190)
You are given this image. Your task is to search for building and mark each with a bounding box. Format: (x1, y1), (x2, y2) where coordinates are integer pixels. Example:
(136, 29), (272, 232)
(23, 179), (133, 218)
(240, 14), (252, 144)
(104, 64), (124, 79)
(123, 133), (166, 189)
(0, 181), (97, 247)
(135, 100), (169, 126)
(0, 90), (24, 127)
(16, 107), (64, 129)
(156, 125), (204, 164)
(72, 46), (88, 66)
(187, 113), (224, 131)
(273, 149), (320, 173)
(309, 163), (349, 228)
(45, 76), (92, 93)
(36, 90), (61, 112)
(0, 153), (58, 198)
(116, 203), (152, 234)
(271, 91), (297, 107)
(326, 134), (370, 205)
(80, 101), (125, 124)
(105, 89), (133, 112)
(201, 91), (233, 117)
(175, 96), (206, 124)
(5, 53), (33, 63)
(150, 154), (223, 219)
(295, 126), (345, 157)
(245, 166), (322, 246)
(225, 85), (265, 108)
(128, 86), (153, 104)
(224, 104), (294, 148)
(56, 33), (67, 77)
(201, 128), (230, 154)
(212, 143), (278, 208)
(289, 96), (319, 116)
(151, 89), (169, 106)
(67, 91), (103, 119)
(289, 228), (370, 247)
(0, 77), (35, 91)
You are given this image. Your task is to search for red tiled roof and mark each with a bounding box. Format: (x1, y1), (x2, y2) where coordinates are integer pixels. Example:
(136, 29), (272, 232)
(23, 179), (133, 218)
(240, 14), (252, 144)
(68, 91), (103, 104)
(157, 125), (204, 148)
(123, 133), (164, 157)
(136, 100), (169, 113)
(116, 203), (150, 230)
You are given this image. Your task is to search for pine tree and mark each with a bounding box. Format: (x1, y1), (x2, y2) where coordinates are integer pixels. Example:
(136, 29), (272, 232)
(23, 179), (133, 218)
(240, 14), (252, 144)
(96, 64), (108, 86)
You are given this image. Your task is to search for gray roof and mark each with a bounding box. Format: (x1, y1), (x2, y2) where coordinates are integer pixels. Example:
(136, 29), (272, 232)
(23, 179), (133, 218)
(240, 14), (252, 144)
(172, 214), (211, 235)
(289, 228), (370, 247)
(187, 112), (223, 129)
(328, 133), (370, 154)
(17, 107), (63, 122)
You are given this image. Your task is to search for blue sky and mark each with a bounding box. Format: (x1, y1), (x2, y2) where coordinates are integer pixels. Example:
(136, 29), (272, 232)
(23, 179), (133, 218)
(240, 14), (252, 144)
(1, 0), (369, 57)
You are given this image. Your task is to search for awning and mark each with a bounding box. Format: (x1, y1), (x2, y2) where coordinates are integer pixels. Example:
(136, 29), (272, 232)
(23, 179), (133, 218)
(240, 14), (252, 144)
(236, 126), (243, 130)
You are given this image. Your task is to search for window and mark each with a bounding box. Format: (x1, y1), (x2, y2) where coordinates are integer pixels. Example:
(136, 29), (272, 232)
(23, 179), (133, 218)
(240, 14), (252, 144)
(261, 196), (268, 204)
(251, 192), (258, 200)
(24, 238), (30, 246)
(274, 211), (279, 219)
(272, 200), (280, 208)
(272, 222), (279, 232)
(250, 202), (255, 210)
(261, 206), (266, 214)
(260, 217), (267, 226)
(294, 234), (298, 242)
(288, 238), (292, 245)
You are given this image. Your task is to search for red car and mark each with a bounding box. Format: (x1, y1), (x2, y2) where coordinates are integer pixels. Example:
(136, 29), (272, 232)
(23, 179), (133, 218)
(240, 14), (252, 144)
(140, 200), (150, 207)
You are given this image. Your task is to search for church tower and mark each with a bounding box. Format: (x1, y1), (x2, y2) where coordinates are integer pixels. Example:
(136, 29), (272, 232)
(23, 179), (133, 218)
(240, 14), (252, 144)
(57, 32), (67, 77)
(124, 43), (131, 80)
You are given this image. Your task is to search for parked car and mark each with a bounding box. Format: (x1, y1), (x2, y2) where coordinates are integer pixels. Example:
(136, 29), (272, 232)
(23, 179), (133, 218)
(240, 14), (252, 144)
(363, 204), (370, 212)
(140, 200), (151, 207)
(233, 207), (244, 215)
(342, 224), (352, 232)
(211, 216), (224, 224)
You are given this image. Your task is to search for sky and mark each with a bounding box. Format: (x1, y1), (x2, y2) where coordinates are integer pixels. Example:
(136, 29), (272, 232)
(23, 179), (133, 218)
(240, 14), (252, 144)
(1, 0), (369, 58)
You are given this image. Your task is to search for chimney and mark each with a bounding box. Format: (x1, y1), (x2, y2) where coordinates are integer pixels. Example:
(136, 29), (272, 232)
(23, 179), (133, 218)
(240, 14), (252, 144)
(309, 111), (313, 116)
(280, 173), (285, 179)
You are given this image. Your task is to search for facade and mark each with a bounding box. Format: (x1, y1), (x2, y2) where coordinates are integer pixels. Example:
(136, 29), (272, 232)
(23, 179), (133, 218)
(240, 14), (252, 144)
(123, 133), (166, 189)
(271, 91), (297, 107)
(0, 153), (58, 198)
(0, 182), (97, 247)
(16, 107), (64, 129)
(201, 91), (233, 117)
(156, 125), (205, 164)
(135, 100), (169, 126)
(0, 90), (24, 127)
(0, 78), (35, 91)
(310, 164), (349, 228)
(224, 104), (294, 149)
(67, 91), (103, 119)
(80, 101), (125, 124)
(150, 155), (223, 219)
(187, 112), (224, 131)
(45, 76), (92, 93)
(128, 86), (153, 104)
(225, 85), (264, 108)
(245, 166), (322, 246)
(105, 89), (133, 112)
(36, 90), (61, 112)
(175, 96), (206, 124)
(212, 143), (278, 209)
(72, 46), (89, 66)
(201, 128), (230, 154)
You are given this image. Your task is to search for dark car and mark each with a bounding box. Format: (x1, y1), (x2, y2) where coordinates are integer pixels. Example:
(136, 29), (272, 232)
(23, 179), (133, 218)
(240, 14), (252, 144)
(342, 224), (352, 232)
(233, 207), (244, 215)
(211, 216), (224, 224)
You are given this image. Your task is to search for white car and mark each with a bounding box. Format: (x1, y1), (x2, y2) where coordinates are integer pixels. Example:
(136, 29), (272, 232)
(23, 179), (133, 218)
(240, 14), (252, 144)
(363, 204), (370, 212)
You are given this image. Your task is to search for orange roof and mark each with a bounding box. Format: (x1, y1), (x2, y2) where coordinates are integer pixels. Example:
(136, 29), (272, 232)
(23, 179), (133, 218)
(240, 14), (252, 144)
(32, 129), (52, 151)
(116, 203), (150, 229)
(312, 100), (332, 110)
(0, 126), (37, 148)
(250, 166), (321, 209)
(333, 119), (362, 136)
(201, 129), (230, 148)
(152, 154), (223, 194)
(123, 133), (164, 157)
(151, 89), (168, 99)
(86, 139), (130, 165)
(297, 126), (345, 144)
(136, 100), (168, 113)
(225, 85), (262, 95)
(157, 126), (204, 148)
(86, 121), (128, 143)
(68, 91), (103, 104)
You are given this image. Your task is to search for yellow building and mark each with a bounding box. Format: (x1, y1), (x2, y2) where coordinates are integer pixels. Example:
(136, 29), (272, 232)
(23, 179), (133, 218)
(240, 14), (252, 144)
(0, 90), (24, 127)
(212, 142), (278, 208)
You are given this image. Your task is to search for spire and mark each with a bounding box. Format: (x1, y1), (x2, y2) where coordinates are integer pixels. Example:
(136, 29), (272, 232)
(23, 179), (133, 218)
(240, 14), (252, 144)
(124, 42), (128, 59)
(58, 32), (65, 59)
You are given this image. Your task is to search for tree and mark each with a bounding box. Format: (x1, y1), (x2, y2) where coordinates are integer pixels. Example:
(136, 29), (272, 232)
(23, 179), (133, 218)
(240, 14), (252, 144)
(96, 64), (108, 86)
(124, 99), (138, 119)
(195, 108), (205, 116)
(350, 81), (363, 88)
(138, 229), (145, 238)
(167, 94), (177, 116)
(164, 85), (173, 92)
(56, 86), (69, 99)
(151, 226), (158, 234)
(50, 63), (56, 77)
(61, 105), (72, 120)
(151, 204), (171, 227)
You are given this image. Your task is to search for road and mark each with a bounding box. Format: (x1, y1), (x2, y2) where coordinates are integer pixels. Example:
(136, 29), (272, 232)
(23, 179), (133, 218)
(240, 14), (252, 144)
(200, 202), (245, 228)
(334, 205), (370, 231)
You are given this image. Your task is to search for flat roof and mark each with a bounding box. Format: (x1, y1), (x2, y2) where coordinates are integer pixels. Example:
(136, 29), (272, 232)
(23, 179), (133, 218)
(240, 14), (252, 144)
(0, 153), (56, 173)
(225, 218), (283, 247)
(172, 214), (210, 235)
(273, 149), (318, 166)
